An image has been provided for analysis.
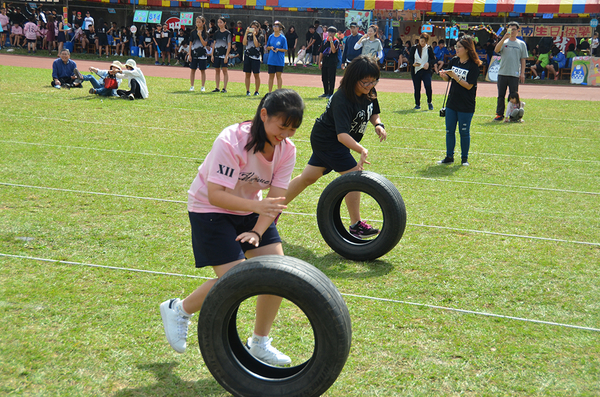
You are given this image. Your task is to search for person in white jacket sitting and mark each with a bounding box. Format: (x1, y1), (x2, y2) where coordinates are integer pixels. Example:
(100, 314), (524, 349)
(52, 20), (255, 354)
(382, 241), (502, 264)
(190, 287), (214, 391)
(115, 59), (149, 100)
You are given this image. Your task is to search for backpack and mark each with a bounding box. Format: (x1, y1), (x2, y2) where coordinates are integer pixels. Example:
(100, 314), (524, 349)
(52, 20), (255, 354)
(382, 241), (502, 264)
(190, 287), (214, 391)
(104, 76), (118, 89)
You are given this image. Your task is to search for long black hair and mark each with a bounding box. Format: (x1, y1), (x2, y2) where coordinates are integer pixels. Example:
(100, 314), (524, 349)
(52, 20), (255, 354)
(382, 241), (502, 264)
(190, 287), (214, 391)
(339, 55), (380, 103)
(246, 89), (305, 153)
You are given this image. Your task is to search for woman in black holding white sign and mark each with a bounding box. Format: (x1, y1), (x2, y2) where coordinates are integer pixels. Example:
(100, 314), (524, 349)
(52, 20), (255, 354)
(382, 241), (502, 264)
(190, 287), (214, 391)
(437, 36), (481, 166)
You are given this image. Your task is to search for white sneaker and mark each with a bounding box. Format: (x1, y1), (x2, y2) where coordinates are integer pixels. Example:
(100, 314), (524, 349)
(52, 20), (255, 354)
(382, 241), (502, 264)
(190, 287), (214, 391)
(246, 336), (291, 367)
(160, 298), (192, 353)
(200, 86), (205, 92)
(189, 86), (194, 91)
(401, 62), (407, 67)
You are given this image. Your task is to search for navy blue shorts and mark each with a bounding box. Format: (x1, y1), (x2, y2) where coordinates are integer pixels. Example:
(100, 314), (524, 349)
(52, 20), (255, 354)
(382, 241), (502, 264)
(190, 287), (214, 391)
(308, 145), (357, 176)
(244, 57), (261, 74)
(190, 58), (207, 70)
(213, 57), (229, 68)
(188, 211), (281, 268)
(268, 65), (284, 74)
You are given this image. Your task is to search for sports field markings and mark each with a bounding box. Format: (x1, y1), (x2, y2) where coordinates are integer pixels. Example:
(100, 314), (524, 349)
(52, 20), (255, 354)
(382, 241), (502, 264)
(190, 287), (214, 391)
(391, 125), (593, 141)
(2, 252), (598, 333)
(2, 182), (598, 246)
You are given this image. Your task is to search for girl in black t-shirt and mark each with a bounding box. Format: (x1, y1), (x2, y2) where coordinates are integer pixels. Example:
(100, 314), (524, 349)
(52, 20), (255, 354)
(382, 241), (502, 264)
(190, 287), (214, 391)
(438, 35), (482, 166)
(284, 55), (388, 239)
(188, 16), (209, 92)
(211, 17), (231, 92)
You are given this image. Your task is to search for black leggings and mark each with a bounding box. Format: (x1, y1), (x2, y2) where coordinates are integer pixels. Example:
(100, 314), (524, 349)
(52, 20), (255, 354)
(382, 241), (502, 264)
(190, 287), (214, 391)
(411, 68), (433, 106)
(117, 78), (143, 99)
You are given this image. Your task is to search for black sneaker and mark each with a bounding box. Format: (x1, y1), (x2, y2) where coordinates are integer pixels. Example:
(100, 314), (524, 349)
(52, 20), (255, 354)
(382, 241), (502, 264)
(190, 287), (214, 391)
(212, 88), (220, 92)
(246, 91), (251, 96)
(461, 158), (469, 166)
(318, 93), (328, 98)
(253, 91), (260, 96)
(493, 114), (503, 121)
(349, 221), (379, 239)
(437, 157), (454, 164)
(221, 88), (227, 93)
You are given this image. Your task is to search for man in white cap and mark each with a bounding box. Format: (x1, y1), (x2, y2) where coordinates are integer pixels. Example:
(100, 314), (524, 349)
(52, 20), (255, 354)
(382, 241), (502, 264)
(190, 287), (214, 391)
(115, 59), (148, 100)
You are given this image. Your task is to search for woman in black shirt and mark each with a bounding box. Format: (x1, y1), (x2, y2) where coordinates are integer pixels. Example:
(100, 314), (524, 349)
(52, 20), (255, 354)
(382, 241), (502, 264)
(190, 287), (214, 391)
(438, 36), (482, 166)
(285, 25), (298, 65)
(284, 55), (388, 239)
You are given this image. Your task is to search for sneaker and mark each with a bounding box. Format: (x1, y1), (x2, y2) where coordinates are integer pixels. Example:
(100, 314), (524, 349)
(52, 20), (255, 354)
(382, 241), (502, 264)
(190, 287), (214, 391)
(89, 88), (95, 95)
(128, 93), (135, 101)
(253, 91), (260, 96)
(246, 91), (251, 96)
(318, 93), (328, 98)
(200, 87), (205, 92)
(53, 85), (61, 89)
(437, 157), (454, 164)
(428, 103), (434, 111)
(461, 158), (469, 166)
(349, 220), (380, 239)
(401, 63), (408, 67)
(394, 69), (400, 73)
(493, 114), (503, 121)
(212, 88), (220, 92)
(160, 298), (193, 354)
(246, 336), (291, 367)
(414, 105), (421, 110)
(155, 61), (160, 65)
(533, 76), (540, 80)
(189, 86), (194, 91)
(221, 88), (227, 93)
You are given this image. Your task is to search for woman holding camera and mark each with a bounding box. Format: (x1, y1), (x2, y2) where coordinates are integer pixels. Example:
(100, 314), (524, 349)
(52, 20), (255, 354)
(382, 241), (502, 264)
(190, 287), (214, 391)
(188, 16), (209, 92)
(437, 35), (481, 166)
(243, 20), (264, 96)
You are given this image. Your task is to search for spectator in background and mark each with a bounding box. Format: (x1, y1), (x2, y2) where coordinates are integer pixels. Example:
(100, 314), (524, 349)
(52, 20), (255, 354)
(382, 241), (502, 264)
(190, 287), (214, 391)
(51, 49), (83, 88)
(75, 12), (83, 31)
(243, 20), (264, 96)
(304, 25), (317, 65)
(10, 21), (23, 48)
(116, 59), (149, 100)
(83, 11), (93, 31)
(341, 22), (362, 69)
(211, 17), (231, 92)
(188, 16), (209, 92)
(56, 16), (67, 54)
(229, 42), (241, 66)
(232, 20), (243, 48)
(46, 13), (56, 54)
(591, 31), (599, 56)
(433, 39), (450, 74)
(530, 47), (550, 80)
(285, 25), (298, 65)
(208, 19), (217, 40)
(0, 8), (10, 49)
(23, 17), (38, 53)
(409, 32), (435, 110)
(354, 24), (383, 62)
(140, 28), (153, 58)
(437, 36), (482, 166)
(96, 20), (110, 58)
(313, 20), (323, 37)
(547, 45), (566, 80)
(566, 43), (577, 67)
(493, 21), (527, 121)
(266, 20), (287, 93)
(318, 26), (339, 99)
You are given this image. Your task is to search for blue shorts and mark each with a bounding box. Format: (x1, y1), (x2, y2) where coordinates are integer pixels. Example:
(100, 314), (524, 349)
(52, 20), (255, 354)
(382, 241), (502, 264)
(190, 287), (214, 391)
(268, 65), (284, 74)
(188, 211), (281, 268)
(307, 145), (357, 176)
(213, 57), (229, 68)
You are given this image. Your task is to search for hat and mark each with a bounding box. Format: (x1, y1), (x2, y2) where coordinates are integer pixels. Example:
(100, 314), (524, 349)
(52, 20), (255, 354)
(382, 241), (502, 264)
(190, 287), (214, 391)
(350, 22), (358, 27)
(110, 61), (122, 71)
(327, 26), (337, 34)
(125, 59), (137, 69)
(77, 11), (81, 15)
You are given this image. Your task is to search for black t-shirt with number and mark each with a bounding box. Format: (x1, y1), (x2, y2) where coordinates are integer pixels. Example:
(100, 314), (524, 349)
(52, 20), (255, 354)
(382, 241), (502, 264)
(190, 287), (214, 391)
(444, 57), (480, 113)
(311, 88), (381, 152)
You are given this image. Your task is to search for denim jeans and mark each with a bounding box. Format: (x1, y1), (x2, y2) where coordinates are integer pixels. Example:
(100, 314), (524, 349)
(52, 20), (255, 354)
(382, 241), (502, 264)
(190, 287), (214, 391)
(445, 107), (473, 160)
(83, 74), (117, 96)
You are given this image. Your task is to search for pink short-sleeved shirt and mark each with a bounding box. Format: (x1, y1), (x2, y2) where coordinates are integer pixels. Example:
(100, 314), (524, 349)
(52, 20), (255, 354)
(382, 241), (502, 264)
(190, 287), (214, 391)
(188, 122), (296, 215)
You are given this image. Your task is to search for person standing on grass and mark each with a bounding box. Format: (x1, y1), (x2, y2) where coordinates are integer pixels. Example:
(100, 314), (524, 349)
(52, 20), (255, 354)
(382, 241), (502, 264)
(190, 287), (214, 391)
(493, 21), (528, 121)
(243, 20), (264, 96)
(318, 26), (340, 99)
(408, 32), (435, 111)
(283, 55), (387, 239)
(285, 25), (298, 65)
(160, 89), (304, 367)
(266, 21), (287, 93)
(211, 17), (231, 93)
(188, 16), (208, 92)
(437, 36), (481, 166)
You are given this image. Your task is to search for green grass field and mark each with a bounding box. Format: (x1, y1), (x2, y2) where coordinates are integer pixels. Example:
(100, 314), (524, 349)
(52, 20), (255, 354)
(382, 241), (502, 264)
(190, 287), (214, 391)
(1, 64), (599, 396)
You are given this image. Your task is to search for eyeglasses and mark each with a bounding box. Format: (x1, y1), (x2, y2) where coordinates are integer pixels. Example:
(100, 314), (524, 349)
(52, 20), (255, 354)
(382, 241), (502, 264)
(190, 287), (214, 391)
(360, 79), (379, 88)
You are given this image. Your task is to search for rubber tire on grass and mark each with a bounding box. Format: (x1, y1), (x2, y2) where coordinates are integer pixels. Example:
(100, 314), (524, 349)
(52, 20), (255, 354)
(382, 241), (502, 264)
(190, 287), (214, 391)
(198, 255), (352, 397)
(316, 171), (407, 261)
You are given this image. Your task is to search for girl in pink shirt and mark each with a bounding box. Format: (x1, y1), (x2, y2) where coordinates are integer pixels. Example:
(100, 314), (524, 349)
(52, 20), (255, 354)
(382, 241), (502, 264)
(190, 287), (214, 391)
(161, 89), (305, 367)
(10, 22), (23, 48)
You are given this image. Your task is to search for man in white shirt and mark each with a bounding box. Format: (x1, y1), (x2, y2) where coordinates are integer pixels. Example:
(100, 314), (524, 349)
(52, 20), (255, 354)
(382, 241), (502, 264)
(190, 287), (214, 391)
(83, 11), (94, 31)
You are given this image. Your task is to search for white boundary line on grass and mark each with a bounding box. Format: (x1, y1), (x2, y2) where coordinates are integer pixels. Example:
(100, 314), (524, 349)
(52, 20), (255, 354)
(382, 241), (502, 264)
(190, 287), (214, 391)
(1, 141), (598, 196)
(2, 252), (599, 333)
(2, 183), (599, 246)
(390, 125), (594, 140)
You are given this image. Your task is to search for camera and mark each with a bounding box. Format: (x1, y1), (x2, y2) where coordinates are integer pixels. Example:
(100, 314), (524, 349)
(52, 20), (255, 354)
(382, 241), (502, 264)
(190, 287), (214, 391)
(439, 108), (446, 117)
